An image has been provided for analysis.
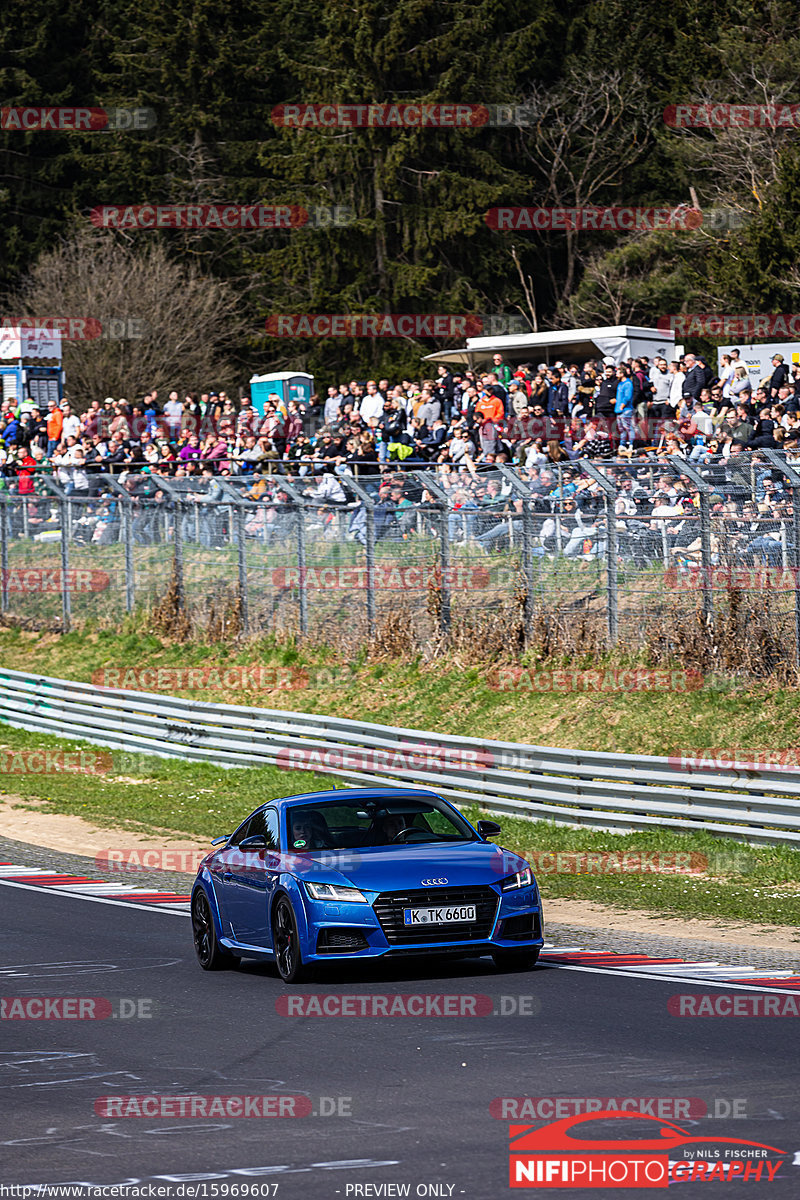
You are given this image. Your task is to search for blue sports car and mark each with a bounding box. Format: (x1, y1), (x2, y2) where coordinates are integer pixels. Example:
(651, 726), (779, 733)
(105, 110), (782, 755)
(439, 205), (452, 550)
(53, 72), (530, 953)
(191, 787), (544, 982)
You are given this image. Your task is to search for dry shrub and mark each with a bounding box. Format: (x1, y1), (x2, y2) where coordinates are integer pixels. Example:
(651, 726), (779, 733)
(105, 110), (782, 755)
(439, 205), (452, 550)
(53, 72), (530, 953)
(525, 609), (608, 663)
(0, 612), (56, 634)
(371, 598), (417, 658)
(420, 576), (527, 663)
(205, 595), (243, 642)
(151, 570), (192, 641)
(645, 587), (798, 685)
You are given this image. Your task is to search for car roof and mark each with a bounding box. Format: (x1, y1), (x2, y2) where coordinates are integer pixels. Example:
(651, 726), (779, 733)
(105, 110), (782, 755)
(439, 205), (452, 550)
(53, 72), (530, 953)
(267, 787), (445, 810)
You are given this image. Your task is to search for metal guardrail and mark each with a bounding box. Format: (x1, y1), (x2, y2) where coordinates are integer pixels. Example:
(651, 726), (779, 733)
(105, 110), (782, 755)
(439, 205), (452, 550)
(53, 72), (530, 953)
(0, 668), (799, 846)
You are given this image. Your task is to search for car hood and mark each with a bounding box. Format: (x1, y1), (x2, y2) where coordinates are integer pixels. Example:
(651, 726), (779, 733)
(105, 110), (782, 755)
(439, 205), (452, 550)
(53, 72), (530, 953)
(285, 840), (530, 892)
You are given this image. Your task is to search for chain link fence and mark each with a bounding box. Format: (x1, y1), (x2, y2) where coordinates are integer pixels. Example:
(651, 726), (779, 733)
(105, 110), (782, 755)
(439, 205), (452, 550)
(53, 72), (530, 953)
(2, 454), (799, 677)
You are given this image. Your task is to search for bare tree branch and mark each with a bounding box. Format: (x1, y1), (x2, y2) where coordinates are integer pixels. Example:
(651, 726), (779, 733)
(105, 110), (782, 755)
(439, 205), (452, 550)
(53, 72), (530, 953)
(2, 227), (249, 403)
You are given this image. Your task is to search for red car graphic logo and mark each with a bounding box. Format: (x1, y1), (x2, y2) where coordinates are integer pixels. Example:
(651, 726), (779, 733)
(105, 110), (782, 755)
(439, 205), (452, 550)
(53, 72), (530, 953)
(509, 1111), (786, 1188)
(510, 1110), (785, 1154)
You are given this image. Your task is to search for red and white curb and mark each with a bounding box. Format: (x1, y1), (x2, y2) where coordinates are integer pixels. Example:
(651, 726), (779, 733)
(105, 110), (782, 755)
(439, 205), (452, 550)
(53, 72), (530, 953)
(0, 862), (190, 909)
(540, 945), (800, 989)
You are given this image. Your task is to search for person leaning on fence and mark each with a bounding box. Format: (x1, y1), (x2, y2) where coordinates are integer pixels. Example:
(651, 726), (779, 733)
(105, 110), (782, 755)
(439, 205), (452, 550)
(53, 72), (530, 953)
(475, 494), (524, 553)
(362, 481), (401, 543)
(672, 524), (721, 567)
(306, 469), (348, 512)
(550, 498), (597, 558)
(89, 493), (120, 544)
(739, 501), (784, 565)
(447, 487), (481, 542)
(259, 487), (297, 544)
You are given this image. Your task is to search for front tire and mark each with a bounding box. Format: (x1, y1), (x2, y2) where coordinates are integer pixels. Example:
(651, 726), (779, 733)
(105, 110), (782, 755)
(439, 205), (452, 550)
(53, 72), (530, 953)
(491, 948), (540, 972)
(273, 896), (314, 984)
(192, 890), (238, 971)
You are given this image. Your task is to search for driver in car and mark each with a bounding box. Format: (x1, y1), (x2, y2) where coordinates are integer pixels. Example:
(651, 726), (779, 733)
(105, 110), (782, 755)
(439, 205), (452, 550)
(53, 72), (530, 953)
(374, 813), (408, 843)
(291, 811), (333, 850)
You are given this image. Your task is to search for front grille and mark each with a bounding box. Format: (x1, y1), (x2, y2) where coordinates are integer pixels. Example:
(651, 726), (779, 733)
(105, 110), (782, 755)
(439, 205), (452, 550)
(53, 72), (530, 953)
(316, 928), (369, 954)
(500, 912), (542, 941)
(373, 885), (498, 945)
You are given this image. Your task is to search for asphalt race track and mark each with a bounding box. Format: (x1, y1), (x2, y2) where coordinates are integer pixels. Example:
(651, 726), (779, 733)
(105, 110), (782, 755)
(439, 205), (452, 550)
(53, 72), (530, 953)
(2, 882), (799, 1197)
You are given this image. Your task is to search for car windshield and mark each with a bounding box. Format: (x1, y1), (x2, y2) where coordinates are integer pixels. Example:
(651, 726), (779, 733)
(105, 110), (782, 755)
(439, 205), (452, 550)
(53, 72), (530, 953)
(287, 797), (475, 851)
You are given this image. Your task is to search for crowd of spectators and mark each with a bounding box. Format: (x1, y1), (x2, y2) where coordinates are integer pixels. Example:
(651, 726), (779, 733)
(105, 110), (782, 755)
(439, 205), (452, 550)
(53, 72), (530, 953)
(0, 349), (797, 559)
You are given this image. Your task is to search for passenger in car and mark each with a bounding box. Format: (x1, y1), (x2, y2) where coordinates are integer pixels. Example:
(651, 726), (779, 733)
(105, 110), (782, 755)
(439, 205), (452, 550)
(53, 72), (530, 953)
(290, 811), (334, 850)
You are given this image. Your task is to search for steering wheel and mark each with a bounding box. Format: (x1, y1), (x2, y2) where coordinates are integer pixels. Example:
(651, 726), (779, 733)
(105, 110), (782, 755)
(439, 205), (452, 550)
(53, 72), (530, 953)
(391, 826), (424, 842)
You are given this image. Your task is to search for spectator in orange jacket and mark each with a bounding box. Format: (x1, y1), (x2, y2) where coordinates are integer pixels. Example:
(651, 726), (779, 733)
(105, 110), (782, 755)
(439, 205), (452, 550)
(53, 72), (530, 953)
(46, 399), (63, 454)
(474, 391), (505, 425)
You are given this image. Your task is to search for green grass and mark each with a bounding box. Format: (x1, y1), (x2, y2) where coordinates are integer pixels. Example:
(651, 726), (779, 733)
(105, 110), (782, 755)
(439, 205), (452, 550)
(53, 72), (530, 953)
(0, 624), (799, 758)
(0, 721), (798, 928)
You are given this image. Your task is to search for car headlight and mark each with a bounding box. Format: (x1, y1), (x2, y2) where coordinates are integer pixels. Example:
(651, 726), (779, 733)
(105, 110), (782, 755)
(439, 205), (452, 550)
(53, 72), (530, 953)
(304, 881), (369, 903)
(501, 866), (533, 892)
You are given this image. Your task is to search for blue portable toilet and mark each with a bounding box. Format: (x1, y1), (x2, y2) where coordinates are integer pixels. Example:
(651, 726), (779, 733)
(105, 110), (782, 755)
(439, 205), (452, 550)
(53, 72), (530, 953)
(249, 372), (314, 416)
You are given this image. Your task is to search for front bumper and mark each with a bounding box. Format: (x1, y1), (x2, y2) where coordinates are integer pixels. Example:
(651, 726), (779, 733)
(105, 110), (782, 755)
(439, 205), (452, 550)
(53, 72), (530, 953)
(300, 883), (543, 963)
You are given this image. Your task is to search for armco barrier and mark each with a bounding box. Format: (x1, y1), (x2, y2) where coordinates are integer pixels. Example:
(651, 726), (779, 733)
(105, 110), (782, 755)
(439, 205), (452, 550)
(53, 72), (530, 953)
(0, 669), (799, 845)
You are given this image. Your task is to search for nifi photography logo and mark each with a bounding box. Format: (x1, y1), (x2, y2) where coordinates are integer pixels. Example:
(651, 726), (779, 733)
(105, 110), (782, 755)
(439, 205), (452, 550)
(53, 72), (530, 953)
(508, 1111), (787, 1187)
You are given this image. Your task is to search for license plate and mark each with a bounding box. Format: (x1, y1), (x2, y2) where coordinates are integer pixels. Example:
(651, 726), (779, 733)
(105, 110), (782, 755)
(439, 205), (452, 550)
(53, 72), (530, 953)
(403, 905), (476, 926)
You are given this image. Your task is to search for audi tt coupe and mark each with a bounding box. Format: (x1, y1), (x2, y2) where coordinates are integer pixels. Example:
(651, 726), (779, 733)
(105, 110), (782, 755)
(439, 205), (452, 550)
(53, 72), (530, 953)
(191, 787), (544, 982)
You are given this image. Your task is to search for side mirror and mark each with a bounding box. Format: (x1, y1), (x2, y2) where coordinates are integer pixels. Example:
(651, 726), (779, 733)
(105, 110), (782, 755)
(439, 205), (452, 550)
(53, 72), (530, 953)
(477, 819), (502, 840)
(211, 834), (231, 846)
(239, 834), (268, 850)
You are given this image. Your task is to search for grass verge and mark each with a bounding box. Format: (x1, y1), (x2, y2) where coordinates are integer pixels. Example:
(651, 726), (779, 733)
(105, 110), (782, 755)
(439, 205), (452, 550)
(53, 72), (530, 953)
(0, 624), (799, 757)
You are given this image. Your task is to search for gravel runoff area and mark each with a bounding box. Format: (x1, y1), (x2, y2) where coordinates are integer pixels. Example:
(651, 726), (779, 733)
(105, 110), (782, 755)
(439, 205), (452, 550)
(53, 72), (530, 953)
(2, 833), (798, 976)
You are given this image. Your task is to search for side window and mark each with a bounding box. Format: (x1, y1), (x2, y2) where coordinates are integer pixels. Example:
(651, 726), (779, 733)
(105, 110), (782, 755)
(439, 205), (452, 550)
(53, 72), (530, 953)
(245, 810), (266, 840)
(228, 816), (253, 847)
(264, 809), (280, 850)
(229, 810), (264, 846)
